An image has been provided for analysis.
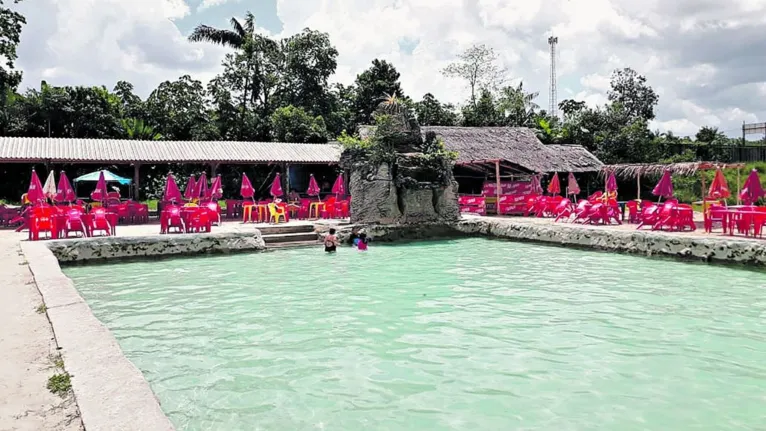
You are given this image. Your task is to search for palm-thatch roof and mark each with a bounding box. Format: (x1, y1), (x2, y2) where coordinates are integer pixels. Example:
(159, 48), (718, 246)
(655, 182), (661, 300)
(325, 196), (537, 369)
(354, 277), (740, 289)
(603, 162), (746, 179)
(358, 126), (603, 173)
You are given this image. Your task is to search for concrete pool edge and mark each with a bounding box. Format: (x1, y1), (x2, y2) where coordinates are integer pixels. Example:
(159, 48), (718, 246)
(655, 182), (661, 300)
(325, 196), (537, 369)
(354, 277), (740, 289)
(455, 216), (766, 266)
(21, 240), (176, 431)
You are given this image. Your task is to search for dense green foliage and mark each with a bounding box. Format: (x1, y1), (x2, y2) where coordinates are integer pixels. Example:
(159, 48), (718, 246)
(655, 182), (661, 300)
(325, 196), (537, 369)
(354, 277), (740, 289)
(0, 6), (755, 168)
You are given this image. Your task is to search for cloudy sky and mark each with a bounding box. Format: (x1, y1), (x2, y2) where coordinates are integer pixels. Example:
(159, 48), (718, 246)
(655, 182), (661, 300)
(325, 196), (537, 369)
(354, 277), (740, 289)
(13, 0), (766, 138)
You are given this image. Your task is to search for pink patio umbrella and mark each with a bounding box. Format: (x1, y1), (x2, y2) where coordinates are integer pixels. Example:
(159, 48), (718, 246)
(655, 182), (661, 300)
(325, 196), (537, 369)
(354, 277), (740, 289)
(606, 171), (618, 194)
(184, 175), (197, 200)
(26, 169), (45, 204)
(652, 169), (674, 201)
(530, 174), (543, 195)
(331, 173), (345, 198)
(55, 171), (75, 204)
(207, 174), (223, 200)
(547, 172), (561, 195)
(195, 172), (209, 201)
(270, 173), (284, 198)
(241, 173), (254, 201)
(708, 168), (731, 199)
(566, 172), (580, 197)
(739, 169), (764, 205)
(307, 174), (321, 197)
(90, 171), (108, 202)
(163, 173), (183, 204)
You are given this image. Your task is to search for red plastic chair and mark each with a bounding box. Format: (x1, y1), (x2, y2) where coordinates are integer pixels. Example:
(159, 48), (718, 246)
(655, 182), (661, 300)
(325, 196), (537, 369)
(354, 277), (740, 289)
(161, 206), (185, 234)
(188, 208), (212, 233)
(322, 197), (337, 219)
(204, 201), (222, 225)
(64, 209), (87, 238)
(553, 198), (574, 222)
(90, 208), (112, 236)
(626, 200), (640, 224)
(29, 206), (55, 241)
(651, 201), (679, 231)
(571, 200), (592, 223)
(752, 207), (766, 238)
(129, 202), (149, 224)
(636, 202), (661, 230)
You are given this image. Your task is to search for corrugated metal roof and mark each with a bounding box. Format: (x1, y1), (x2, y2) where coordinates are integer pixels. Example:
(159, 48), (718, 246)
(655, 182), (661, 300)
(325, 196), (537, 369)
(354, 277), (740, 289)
(0, 137), (342, 164)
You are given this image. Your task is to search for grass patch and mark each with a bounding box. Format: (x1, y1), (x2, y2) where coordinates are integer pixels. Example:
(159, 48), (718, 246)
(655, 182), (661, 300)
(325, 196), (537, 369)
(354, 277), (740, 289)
(51, 354), (65, 370)
(35, 303), (47, 314)
(47, 373), (71, 397)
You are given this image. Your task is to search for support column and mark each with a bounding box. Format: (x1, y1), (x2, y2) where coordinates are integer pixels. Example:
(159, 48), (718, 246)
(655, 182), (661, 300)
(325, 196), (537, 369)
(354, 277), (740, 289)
(495, 160), (501, 215)
(133, 163), (141, 201)
(210, 162), (219, 177)
(285, 163), (291, 195)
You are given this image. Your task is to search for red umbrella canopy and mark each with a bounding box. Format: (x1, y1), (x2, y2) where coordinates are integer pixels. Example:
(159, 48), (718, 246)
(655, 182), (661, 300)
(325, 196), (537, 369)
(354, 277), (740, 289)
(307, 174), (321, 197)
(708, 168), (731, 199)
(90, 171), (108, 202)
(55, 171), (75, 203)
(547, 172), (561, 195)
(740, 169), (764, 205)
(240, 173), (254, 199)
(184, 175), (197, 200)
(270, 173), (284, 198)
(208, 175), (223, 200)
(26, 170), (45, 203)
(195, 172), (208, 199)
(652, 169), (674, 199)
(163, 174), (183, 203)
(530, 174), (543, 195)
(606, 172), (618, 193)
(567, 172), (581, 196)
(331, 173), (345, 196)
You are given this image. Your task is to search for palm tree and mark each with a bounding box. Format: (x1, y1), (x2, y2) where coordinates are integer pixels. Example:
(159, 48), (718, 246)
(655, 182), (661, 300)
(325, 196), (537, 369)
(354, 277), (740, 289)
(188, 12), (255, 49)
(498, 81), (539, 127)
(121, 118), (162, 140)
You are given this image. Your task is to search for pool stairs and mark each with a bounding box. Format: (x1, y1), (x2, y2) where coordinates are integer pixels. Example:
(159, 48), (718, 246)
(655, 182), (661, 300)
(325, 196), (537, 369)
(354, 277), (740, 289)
(260, 224), (321, 249)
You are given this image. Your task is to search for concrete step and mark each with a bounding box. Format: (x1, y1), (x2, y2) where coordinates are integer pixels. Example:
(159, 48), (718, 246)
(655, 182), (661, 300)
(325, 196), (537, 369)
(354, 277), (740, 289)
(258, 224), (316, 235)
(266, 240), (321, 250)
(262, 231), (319, 244)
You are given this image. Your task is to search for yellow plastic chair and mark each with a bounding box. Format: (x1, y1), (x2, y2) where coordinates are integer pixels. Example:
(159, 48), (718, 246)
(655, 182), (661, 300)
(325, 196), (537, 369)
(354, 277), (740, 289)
(267, 203), (287, 224)
(183, 203), (198, 208)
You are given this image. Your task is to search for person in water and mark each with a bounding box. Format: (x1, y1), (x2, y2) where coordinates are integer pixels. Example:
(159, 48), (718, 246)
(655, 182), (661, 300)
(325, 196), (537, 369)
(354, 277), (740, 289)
(324, 228), (338, 253)
(356, 232), (369, 251)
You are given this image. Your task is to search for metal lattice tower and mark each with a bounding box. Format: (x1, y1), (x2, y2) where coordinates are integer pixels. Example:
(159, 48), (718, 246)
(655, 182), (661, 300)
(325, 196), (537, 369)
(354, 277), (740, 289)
(548, 36), (558, 118)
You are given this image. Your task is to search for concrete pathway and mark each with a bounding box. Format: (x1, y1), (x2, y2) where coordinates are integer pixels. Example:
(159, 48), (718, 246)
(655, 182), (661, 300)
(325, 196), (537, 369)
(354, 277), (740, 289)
(0, 234), (82, 431)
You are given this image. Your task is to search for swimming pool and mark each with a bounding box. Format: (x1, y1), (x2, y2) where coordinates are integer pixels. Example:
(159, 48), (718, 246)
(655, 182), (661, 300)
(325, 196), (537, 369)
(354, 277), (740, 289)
(65, 238), (766, 430)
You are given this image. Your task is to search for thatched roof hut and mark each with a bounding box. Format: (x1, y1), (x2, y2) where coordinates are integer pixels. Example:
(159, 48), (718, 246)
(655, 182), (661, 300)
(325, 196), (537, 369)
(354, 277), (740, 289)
(602, 162), (746, 179)
(359, 125), (603, 174)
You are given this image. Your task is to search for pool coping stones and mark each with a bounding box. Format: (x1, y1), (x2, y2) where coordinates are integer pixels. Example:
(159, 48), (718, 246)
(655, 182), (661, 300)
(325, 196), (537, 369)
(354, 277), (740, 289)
(20, 231), (267, 431)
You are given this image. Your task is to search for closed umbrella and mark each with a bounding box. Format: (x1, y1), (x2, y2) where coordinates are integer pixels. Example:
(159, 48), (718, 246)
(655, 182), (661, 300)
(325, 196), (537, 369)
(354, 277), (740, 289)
(652, 169), (674, 201)
(184, 175), (197, 201)
(90, 171), (108, 202)
(27, 170), (45, 204)
(708, 168), (731, 199)
(606, 171), (618, 194)
(740, 169), (764, 205)
(42, 171), (57, 202)
(270, 173), (283, 198)
(55, 171), (75, 203)
(196, 172), (208, 201)
(567, 172), (580, 196)
(241, 173), (254, 201)
(163, 174), (183, 204)
(547, 172), (561, 195)
(331, 173), (345, 197)
(530, 174), (543, 195)
(307, 174), (321, 198)
(208, 175), (223, 200)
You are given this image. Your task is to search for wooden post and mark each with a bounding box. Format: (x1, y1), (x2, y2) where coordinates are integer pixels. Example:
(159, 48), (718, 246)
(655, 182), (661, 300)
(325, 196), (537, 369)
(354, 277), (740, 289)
(737, 168), (741, 205)
(636, 174), (641, 201)
(133, 163), (141, 201)
(210, 162), (219, 177)
(495, 160), (501, 215)
(286, 163), (291, 195)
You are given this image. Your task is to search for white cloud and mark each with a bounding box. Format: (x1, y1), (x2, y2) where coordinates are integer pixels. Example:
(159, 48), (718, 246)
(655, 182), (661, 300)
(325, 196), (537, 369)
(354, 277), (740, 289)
(197, 0), (236, 11)
(13, 0), (766, 137)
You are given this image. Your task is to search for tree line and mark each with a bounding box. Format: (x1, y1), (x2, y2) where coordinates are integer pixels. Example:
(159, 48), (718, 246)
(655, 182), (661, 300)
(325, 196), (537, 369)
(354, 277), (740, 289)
(0, 4), (748, 166)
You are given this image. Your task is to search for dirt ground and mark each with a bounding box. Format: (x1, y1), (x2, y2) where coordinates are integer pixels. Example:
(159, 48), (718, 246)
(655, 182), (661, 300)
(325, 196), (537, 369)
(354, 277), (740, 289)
(0, 234), (83, 431)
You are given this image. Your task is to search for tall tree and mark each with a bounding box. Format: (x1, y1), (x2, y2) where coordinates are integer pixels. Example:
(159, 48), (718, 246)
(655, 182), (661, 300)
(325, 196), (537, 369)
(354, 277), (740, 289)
(442, 44), (505, 106)
(270, 105), (327, 143)
(461, 89), (501, 127)
(607, 68), (659, 121)
(145, 75), (216, 140)
(0, 0), (25, 95)
(353, 59), (404, 126)
(497, 81), (539, 127)
(414, 93), (458, 126)
(121, 118), (161, 140)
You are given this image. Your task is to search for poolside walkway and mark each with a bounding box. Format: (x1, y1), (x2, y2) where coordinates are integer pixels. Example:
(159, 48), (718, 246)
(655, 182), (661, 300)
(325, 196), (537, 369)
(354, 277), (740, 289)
(0, 233), (82, 430)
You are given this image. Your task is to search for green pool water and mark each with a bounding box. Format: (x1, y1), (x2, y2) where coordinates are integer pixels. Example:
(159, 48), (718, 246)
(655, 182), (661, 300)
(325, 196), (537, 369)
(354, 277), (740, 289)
(65, 238), (766, 430)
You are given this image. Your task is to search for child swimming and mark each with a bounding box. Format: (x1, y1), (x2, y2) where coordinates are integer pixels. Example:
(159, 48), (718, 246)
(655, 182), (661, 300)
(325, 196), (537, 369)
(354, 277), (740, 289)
(356, 232), (368, 251)
(324, 228), (338, 253)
